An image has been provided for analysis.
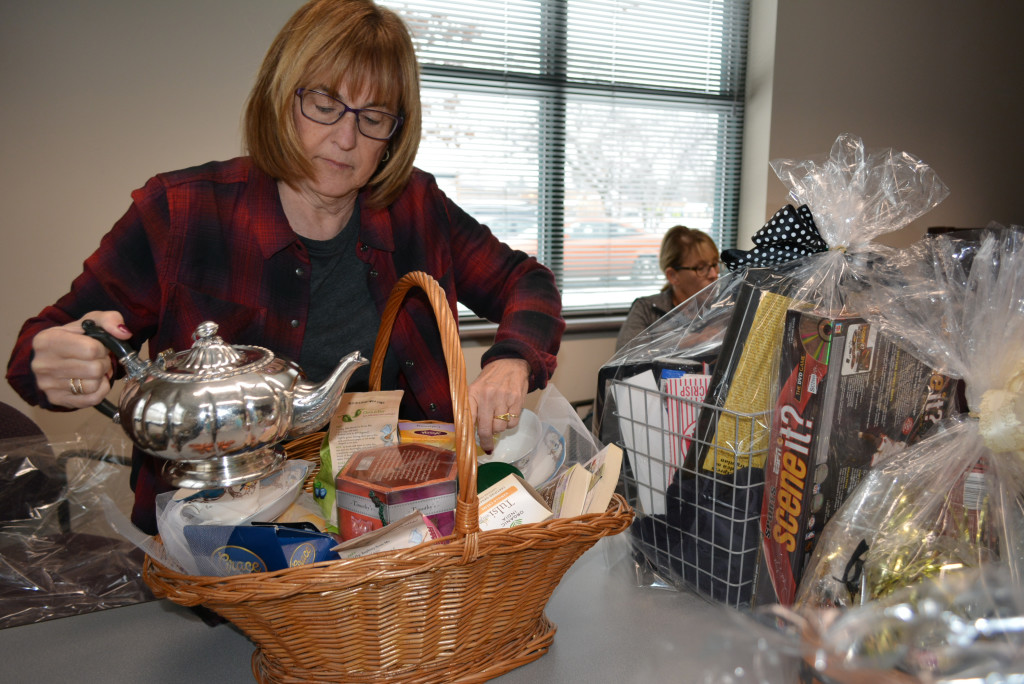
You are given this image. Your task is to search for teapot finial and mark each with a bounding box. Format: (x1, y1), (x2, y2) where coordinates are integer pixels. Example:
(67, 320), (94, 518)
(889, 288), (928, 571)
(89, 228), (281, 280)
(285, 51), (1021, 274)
(193, 321), (219, 341)
(182, 321), (245, 373)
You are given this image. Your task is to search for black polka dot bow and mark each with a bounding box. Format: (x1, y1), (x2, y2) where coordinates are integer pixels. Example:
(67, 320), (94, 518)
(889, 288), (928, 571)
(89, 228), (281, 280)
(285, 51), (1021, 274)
(721, 204), (828, 270)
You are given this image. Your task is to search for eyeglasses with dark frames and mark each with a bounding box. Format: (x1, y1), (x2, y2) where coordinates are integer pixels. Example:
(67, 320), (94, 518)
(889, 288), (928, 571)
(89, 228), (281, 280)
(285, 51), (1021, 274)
(672, 261), (722, 277)
(295, 88), (403, 141)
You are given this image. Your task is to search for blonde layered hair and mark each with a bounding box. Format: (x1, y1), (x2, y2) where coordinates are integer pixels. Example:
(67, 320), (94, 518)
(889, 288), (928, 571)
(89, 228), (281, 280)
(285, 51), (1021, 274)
(245, 0), (422, 209)
(659, 225), (719, 290)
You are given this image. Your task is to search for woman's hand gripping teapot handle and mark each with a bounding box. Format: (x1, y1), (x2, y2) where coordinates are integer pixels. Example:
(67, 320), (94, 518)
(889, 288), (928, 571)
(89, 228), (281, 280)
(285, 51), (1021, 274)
(28, 311), (131, 414)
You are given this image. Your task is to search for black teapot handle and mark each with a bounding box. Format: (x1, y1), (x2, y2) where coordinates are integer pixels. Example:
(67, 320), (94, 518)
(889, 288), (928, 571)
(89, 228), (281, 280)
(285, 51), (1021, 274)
(81, 319), (137, 421)
(81, 319), (136, 361)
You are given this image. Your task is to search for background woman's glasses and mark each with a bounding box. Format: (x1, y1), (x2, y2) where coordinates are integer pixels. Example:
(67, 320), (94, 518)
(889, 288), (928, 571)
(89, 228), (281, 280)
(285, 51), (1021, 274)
(672, 262), (721, 277)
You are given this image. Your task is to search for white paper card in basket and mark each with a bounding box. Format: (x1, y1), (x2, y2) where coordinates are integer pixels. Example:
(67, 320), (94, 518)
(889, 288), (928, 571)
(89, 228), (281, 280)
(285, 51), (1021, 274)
(614, 370), (672, 515)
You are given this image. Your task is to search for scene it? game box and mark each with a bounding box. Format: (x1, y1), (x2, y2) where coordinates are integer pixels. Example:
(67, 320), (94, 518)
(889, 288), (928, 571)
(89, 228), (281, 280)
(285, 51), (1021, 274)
(758, 310), (959, 605)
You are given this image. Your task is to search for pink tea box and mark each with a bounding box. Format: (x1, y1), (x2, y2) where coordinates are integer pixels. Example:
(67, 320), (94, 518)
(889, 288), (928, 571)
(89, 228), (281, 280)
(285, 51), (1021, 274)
(336, 443), (457, 541)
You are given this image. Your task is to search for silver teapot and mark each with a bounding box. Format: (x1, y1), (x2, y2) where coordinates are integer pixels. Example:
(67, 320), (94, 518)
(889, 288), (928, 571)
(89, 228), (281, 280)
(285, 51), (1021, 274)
(82, 319), (367, 489)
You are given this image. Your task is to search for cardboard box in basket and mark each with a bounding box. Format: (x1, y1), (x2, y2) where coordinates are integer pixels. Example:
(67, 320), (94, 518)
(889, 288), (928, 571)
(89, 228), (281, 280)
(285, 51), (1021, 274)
(758, 311), (959, 605)
(336, 443), (457, 541)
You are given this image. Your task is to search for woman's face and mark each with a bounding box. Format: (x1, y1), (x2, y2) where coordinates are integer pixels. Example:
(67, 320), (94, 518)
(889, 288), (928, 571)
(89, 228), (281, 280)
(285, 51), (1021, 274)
(665, 243), (720, 304)
(291, 80), (391, 205)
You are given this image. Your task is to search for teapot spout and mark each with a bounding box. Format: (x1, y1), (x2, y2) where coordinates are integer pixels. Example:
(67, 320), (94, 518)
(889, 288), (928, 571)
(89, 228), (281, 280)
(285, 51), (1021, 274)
(289, 350), (369, 436)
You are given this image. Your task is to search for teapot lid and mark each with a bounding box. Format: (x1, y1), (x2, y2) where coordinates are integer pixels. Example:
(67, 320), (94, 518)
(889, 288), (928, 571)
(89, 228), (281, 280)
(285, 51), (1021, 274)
(160, 321), (273, 379)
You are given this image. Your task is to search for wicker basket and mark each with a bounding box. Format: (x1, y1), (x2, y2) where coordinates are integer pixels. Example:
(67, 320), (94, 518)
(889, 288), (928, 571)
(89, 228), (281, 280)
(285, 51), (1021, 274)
(143, 271), (634, 683)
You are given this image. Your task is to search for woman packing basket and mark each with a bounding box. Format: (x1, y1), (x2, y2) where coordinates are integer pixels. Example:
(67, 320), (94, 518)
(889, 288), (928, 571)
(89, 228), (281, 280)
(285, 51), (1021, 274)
(144, 271), (633, 683)
(7, 0), (563, 537)
(7, 0), (633, 679)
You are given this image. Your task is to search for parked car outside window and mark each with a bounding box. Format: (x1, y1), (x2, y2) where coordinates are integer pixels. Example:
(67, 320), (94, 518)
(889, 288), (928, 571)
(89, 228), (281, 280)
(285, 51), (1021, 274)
(487, 217), (663, 284)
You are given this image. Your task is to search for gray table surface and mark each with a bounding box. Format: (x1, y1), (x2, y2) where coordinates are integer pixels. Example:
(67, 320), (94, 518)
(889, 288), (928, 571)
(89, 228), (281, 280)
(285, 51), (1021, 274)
(0, 536), (787, 683)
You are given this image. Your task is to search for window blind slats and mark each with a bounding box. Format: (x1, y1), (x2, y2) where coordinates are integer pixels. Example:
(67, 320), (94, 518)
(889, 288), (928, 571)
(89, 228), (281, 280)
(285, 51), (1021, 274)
(391, 0), (749, 315)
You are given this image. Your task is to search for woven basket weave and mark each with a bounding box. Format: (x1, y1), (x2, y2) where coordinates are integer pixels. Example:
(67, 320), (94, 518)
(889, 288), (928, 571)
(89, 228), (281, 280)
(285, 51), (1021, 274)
(143, 271), (634, 683)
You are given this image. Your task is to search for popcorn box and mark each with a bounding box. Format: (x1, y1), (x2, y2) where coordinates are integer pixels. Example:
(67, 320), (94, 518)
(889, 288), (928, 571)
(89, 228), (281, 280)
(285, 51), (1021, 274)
(661, 368), (712, 473)
(758, 311), (959, 605)
(336, 444), (458, 541)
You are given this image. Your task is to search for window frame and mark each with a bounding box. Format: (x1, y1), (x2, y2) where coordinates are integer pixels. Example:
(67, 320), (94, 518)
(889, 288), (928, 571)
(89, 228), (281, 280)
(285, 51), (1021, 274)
(400, 0), (750, 322)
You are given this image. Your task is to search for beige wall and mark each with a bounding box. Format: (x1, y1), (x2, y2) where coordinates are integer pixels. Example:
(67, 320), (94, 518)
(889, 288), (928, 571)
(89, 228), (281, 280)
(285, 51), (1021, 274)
(1, 2), (306, 437)
(756, 0), (1024, 248)
(3, 1), (1022, 439)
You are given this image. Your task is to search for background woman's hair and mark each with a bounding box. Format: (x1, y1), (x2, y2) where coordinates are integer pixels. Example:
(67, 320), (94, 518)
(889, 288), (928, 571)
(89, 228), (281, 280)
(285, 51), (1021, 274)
(244, 0), (422, 208)
(658, 225), (719, 273)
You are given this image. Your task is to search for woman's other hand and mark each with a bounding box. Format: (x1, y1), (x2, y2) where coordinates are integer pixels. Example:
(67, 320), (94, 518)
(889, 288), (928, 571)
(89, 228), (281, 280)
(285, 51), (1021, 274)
(468, 357), (530, 453)
(30, 311), (131, 408)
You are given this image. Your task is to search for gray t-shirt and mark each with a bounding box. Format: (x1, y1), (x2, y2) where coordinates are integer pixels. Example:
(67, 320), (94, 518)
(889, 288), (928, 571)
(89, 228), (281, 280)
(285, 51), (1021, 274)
(297, 204), (379, 390)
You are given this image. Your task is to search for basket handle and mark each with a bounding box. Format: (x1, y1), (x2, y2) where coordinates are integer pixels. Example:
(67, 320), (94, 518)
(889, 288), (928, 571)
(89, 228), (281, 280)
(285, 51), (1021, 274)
(368, 271), (479, 536)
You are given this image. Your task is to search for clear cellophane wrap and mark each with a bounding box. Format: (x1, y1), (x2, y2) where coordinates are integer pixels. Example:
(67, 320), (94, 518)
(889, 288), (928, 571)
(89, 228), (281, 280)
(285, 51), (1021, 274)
(767, 227), (1024, 678)
(601, 133), (952, 602)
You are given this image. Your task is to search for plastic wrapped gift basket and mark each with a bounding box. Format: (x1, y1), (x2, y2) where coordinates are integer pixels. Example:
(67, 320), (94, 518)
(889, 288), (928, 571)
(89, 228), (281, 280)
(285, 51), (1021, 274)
(600, 134), (954, 610)
(143, 271), (634, 683)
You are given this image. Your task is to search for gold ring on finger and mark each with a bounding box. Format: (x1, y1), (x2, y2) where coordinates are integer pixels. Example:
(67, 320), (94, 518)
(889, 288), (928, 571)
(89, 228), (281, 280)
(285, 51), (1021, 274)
(70, 378), (84, 395)
(495, 412), (511, 422)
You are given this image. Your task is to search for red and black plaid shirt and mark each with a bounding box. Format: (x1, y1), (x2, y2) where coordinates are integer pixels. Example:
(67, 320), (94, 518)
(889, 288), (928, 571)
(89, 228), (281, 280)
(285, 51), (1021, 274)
(7, 157), (564, 533)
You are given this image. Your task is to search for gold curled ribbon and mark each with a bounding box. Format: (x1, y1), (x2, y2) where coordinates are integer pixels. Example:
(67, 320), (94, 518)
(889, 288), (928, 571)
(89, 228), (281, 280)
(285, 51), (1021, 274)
(978, 358), (1024, 453)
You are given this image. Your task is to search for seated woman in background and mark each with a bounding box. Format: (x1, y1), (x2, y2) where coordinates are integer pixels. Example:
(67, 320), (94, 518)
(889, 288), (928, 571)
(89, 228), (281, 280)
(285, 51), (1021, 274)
(615, 225), (719, 350)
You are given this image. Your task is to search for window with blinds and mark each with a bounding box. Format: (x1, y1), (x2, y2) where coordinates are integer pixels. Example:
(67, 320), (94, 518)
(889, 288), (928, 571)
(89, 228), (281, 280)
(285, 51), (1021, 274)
(392, 0), (749, 316)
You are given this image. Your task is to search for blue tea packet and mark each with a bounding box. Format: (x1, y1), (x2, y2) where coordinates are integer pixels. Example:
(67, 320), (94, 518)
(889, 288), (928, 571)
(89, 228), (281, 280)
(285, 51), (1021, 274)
(183, 523), (339, 576)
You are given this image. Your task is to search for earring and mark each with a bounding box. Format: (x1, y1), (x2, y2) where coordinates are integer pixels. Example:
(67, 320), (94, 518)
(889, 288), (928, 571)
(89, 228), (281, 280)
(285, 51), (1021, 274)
(381, 148), (390, 163)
